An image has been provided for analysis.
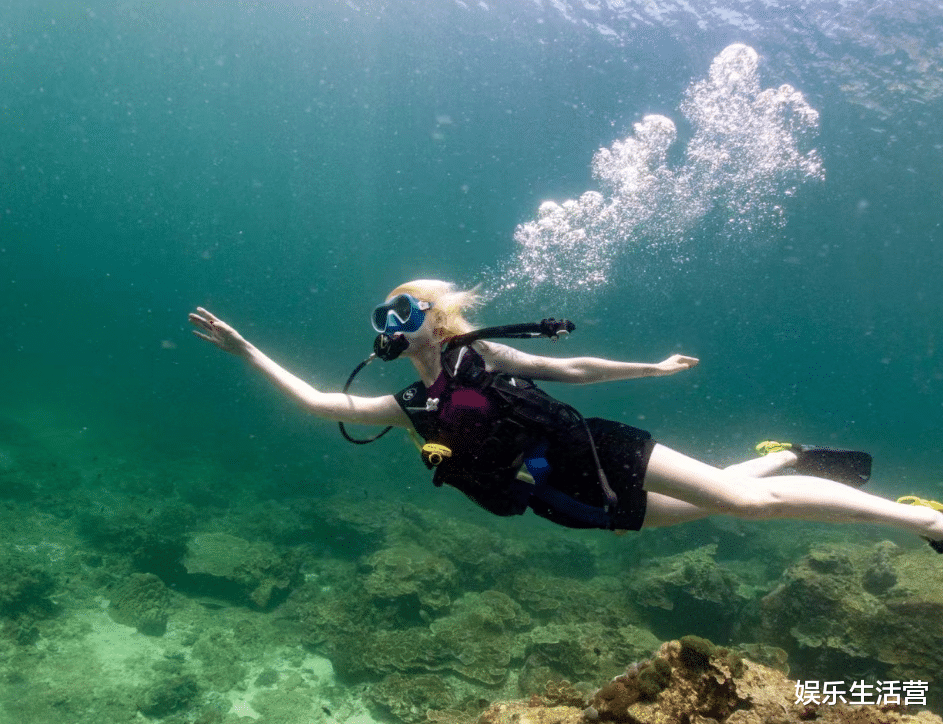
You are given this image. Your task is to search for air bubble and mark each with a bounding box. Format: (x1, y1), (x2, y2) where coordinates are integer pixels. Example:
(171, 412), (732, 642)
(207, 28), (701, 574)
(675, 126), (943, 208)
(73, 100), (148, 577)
(487, 44), (824, 302)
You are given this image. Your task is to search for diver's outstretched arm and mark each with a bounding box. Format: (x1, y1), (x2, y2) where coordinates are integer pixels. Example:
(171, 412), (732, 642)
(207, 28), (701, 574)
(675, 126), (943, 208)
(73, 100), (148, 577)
(479, 340), (698, 384)
(188, 307), (409, 427)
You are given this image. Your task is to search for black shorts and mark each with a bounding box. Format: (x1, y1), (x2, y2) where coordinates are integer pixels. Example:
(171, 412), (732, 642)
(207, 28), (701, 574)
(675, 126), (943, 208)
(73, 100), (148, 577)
(528, 418), (654, 531)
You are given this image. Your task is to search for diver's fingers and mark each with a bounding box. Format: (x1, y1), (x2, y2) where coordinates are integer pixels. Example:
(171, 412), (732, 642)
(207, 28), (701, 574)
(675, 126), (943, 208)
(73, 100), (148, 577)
(188, 312), (213, 331)
(195, 307), (222, 324)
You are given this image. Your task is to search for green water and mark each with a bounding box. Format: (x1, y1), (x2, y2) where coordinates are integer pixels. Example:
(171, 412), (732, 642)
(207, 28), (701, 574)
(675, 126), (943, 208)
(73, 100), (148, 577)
(2, 1), (943, 722)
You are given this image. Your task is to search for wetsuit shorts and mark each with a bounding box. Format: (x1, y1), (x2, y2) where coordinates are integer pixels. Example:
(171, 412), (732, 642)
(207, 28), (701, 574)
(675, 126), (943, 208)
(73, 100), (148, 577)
(529, 418), (655, 531)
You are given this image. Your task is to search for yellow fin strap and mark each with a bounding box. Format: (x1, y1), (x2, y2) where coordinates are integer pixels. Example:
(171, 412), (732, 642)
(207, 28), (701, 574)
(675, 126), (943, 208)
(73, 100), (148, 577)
(896, 495), (943, 512)
(755, 440), (793, 456)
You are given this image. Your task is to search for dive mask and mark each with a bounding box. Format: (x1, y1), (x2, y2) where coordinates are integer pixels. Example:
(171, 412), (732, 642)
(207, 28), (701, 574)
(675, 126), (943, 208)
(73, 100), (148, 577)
(371, 293), (432, 334)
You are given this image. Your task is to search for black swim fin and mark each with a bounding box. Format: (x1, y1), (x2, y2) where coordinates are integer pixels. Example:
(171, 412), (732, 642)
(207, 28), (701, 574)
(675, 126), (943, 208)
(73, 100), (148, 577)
(792, 444), (872, 487)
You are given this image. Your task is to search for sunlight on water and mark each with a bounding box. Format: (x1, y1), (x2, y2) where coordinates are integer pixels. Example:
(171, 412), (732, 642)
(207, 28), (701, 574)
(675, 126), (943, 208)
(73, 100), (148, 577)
(490, 44), (824, 299)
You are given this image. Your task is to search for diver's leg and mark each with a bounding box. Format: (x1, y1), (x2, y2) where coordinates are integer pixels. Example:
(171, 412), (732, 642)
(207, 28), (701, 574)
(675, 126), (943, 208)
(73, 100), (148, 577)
(643, 444), (943, 540)
(640, 492), (713, 528)
(724, 449), (796, 478)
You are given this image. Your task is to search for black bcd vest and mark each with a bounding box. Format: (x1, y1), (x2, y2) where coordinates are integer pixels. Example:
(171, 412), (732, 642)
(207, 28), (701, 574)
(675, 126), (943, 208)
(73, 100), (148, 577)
(395, 344), (584, 517)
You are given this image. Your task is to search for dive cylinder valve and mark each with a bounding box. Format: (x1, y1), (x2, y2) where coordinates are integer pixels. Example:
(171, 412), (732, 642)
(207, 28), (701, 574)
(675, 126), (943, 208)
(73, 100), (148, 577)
(421, 443), (452, 469)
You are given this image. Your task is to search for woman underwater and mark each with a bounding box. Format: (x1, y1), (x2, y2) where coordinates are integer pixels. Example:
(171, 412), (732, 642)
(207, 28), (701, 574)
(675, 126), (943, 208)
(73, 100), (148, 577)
(189, 279), (943, 551)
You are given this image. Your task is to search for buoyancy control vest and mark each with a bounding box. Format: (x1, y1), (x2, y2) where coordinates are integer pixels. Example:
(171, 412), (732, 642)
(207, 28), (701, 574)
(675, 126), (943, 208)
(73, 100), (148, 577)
(394, 343), (585, 516)
(339, 319), (621, 520)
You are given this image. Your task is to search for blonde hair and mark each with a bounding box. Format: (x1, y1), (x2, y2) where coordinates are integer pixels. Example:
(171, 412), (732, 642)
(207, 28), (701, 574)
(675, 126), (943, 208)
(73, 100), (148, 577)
(387, 279), (482, 339)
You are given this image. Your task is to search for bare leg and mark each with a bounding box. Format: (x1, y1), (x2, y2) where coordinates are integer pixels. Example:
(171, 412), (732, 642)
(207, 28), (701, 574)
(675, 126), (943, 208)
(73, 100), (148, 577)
(643, 450), (798, 528)
(642, 492), (713, 528)
(723, 449), (797, 478)
(642, 444), (943, 540)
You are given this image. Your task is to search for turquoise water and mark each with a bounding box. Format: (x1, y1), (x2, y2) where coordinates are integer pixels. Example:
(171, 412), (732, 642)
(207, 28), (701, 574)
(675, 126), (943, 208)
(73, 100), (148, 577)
(2, 1), (943, 722)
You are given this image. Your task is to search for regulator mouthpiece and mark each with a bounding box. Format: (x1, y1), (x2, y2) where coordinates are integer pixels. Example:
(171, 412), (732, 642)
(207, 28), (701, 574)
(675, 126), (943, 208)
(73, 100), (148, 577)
(374, 332), (409, 361)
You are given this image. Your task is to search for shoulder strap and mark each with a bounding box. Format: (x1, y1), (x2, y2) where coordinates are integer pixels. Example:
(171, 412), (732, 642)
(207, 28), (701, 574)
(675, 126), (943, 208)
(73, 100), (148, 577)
(393, 381), (439, 440)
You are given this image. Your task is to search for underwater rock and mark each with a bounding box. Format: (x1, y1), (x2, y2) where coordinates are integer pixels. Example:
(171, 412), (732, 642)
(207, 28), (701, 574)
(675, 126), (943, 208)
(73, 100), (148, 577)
(312, 498), (405, 556)
(79, 504), (191, 580)
(368, 673), (455, 724)
(428, 590), (531, 685)
(182, 531), (301, 608)
(732, 642), (790, 675)
(354, 627), (448, 678)
(515, 622), (660, 694)
(624, 543), (753, 641)
(288, 582), (529, 687)
(0, 550), (57, 643)
(758, 541), (943, 691)
(282, 572), (454, 683)
(282, 577), (374, 657)
(385, 508), (530, 591)
(362, 543), (458, 611)
(107, 572), (170, 636)
(323, 589), (531, 685)
(512, 571), (643, 626)
(191, 629), (250, 690)
(478, 637), (943, 724)
(136, 674), (200, 717)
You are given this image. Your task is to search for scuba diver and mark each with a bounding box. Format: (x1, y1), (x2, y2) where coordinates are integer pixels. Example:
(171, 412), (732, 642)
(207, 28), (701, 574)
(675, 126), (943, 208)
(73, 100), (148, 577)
(189, 279), (943, 552)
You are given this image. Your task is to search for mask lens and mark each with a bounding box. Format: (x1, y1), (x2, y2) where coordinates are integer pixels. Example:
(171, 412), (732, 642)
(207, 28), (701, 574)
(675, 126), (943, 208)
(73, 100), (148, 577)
(391, 294), (413, 322)
(371, 306), (390, 332)
(371, 294), (423, 333)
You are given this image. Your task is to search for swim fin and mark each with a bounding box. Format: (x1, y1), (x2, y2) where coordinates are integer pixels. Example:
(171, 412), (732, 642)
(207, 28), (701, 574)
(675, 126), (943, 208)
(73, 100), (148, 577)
(792, 445), (872, 487)
(756, 441), (872, 487)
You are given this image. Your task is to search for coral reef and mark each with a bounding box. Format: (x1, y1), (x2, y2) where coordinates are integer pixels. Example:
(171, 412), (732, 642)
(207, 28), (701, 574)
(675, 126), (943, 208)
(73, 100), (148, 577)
(314, 498), (408, 556)
(363, 543), (458, 611)
(182, 531), (302, 608)
(428, 590), (531, 685)
(106, 571), (171, 635)
(733, 642), (790, 675)
(478, 638), (943, 724)
(759, 541), (943, 697)
(515, 622), (660, 693)
(369, 673), (456, 723)
(512, 572), (643, 626)
(192, 628), (250, 690)
(0, 551), (56, 621)
(78, 504), (191, 580)
(0, 549), (57, 644)
(136, 674), (200, 718)
(624, 544), (755, 641)
(383, 506), (531, 591)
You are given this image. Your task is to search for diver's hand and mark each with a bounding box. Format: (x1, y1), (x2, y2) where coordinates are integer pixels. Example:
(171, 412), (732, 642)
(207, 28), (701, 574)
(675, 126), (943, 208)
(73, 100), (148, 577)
(189, 307), (251, 357)
(655, 354), (699, 375)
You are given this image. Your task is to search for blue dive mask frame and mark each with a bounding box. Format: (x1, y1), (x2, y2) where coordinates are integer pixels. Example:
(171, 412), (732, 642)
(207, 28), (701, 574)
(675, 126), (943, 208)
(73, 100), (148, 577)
(371, 293), (432, 334)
